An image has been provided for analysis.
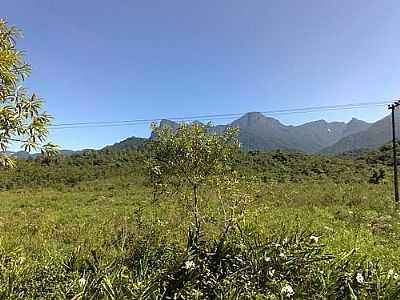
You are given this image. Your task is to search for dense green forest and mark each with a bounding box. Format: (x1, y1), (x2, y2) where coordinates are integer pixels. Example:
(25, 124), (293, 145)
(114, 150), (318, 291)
(0, 147), (386, 190)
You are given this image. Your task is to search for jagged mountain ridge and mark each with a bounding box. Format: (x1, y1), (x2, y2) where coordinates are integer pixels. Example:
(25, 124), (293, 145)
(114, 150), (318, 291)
(149, 112), (371, 153)
(322, 111), (400, 154)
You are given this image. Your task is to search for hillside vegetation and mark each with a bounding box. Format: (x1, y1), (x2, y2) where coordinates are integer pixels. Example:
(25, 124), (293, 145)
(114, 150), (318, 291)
(0, 148), (380, 190)
(340, 141), (400, 166)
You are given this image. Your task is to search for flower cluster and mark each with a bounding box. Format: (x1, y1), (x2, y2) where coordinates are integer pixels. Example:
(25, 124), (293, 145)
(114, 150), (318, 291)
(281, 284), (294, 298)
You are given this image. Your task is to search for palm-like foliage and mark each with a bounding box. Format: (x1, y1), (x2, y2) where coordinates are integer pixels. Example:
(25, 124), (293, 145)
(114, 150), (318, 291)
(0, 19), (57, 168)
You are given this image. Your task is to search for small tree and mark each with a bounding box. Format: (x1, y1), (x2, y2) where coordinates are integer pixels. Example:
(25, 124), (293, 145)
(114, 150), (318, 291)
(147, 122), (240, 235)
(369, 168), (385, 184)
(0, 19), (57, 168)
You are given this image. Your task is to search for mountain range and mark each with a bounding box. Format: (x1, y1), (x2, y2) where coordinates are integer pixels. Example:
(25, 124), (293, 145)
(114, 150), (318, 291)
(105, 111), (400, 154)
(322, 111), (400, 154)
(225, 112), (371, 153)
(9, 111), (399, 157)
(141, 112), (371, 153)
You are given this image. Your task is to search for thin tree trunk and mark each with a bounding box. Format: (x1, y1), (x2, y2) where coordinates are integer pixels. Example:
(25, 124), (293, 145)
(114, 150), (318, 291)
(193, 184), (200, 236)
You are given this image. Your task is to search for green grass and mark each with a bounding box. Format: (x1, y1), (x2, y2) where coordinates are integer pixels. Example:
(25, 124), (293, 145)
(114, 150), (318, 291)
(1, 150), (400, 298)
(1, 178), (397, 258)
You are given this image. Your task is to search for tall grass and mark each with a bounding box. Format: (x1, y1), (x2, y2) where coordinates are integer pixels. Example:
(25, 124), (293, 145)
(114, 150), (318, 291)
(0, 150), (399, 298)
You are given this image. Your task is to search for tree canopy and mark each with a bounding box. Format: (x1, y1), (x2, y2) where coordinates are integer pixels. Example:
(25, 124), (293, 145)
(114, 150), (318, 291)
(147, 122), (241, 233)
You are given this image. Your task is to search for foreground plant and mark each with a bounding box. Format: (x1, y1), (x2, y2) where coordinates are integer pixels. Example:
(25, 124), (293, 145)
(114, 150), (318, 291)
(147, 122), (241, 235)
(0, 19), (57, 168)
(3, 229), (400, 299)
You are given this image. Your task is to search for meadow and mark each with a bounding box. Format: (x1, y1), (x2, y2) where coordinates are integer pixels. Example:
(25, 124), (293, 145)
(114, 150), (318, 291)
(1, 148), (400, 299)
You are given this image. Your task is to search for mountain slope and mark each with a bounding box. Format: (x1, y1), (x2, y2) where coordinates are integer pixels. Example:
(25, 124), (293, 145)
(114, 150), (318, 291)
(322, 113), (396, 154)
(231, 112), (298, 150)
(103, 136), (147, 151)
(341, 118), (370, 137)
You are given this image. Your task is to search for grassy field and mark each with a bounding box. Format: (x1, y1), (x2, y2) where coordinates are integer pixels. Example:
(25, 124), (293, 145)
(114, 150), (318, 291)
(1, 150), (400, 299)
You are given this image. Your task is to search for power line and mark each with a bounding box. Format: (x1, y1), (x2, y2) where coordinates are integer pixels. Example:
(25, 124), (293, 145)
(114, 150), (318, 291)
(50, 105), (387, 130)
(50, 100), (391, 130)
(51, 101), (389, 126)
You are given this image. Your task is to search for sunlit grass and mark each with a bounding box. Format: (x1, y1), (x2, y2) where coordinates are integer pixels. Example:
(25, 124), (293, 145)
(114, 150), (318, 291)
(0, 150), (399, 298)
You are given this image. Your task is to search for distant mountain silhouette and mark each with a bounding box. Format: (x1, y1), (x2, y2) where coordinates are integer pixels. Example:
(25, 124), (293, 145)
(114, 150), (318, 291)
(322, 112), (398, 154)
(229, 113), (368, 152)
(101, 110), (400, 154)
(133, 112), (370, 153)
(11, 110), (396, 156)
(103, 136), (147, 151)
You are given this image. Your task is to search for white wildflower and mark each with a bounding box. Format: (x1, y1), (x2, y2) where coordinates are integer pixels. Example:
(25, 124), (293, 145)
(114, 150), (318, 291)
(388, 269), (394, 277)
(310, 235), (319, 243)
(79, 277), (86, 287)
(152, 166), (162, 175)
(18, 256), (26, 264)
(387, 269), (399, 280)
(356, 272), (364, 284)
(283, 238), (288, 245)
(268, 269), (275, 277)
(265, 257), (271, 262)
(281, 284), (294, 298)
(279, 252), (286, 258)
(184, 260), (195, 270)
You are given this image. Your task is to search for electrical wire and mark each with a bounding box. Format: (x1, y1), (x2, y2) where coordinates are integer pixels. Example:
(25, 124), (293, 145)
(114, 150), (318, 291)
(49, 100), (391, 130)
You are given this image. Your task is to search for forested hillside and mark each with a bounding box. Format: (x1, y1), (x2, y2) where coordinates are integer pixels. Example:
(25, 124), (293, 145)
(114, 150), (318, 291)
(0, 147), (386, 190)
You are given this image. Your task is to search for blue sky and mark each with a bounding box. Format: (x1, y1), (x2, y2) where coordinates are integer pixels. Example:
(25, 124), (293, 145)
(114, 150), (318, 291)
(2, 0), (400, 150)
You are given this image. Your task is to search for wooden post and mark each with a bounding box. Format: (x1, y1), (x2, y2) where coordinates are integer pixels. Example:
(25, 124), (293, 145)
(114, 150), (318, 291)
(389, 101), (400, 204)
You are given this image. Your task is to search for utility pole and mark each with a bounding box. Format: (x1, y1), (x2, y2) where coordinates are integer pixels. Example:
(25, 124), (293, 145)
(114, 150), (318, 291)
(388, 100), (400, 204)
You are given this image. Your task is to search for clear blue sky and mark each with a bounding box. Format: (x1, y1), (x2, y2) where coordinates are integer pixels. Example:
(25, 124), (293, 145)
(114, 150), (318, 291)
(2, 0), (400, 150)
